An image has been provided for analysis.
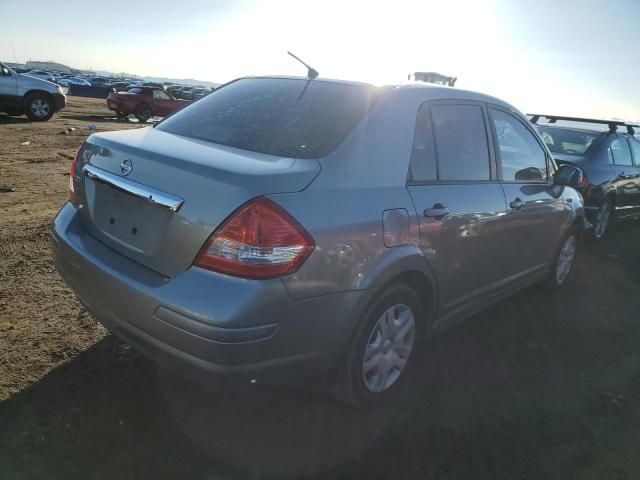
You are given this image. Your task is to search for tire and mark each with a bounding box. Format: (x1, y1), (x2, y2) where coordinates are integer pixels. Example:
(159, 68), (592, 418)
(24, 93), (54, 121)
(546, 227), (579, 290)
(334, 283), (424, 407)
(592, 197), (613, 239)
(134, 103), (152, 122)
(5, 107), (24, 116)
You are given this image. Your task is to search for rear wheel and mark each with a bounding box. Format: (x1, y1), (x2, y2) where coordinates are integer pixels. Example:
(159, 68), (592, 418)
(593, 198), (613, 239)
(334, 283), (423, 407)
(24, 93), (54, 121)
(134, 103), (152, 122)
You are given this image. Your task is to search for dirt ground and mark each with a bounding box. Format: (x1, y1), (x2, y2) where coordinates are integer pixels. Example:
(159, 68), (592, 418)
(0, 98), (141, 399)
(2, 97), (640, 479)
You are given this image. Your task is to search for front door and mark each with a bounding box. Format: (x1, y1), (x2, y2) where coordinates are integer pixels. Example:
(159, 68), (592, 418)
(407, 101), (510, 319)
(488, 107), (569, 277)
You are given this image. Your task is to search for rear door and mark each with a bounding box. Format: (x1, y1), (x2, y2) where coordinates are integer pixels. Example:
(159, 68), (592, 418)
(628, 138), (640, 215)
(612, 137), (640, 216)
(488, 107), (568, 277)
(407, 100), (510, 319)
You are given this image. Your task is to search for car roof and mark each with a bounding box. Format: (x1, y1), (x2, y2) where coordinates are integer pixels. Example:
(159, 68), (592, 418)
(243, 75), (516, 110)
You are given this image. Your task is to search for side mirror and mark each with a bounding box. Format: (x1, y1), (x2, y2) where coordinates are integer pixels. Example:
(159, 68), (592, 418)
(554, 164), (583, 188)
(1, 67), (10, 76)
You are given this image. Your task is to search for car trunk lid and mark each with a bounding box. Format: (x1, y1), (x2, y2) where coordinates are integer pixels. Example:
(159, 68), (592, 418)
(75, 127), (320, 277)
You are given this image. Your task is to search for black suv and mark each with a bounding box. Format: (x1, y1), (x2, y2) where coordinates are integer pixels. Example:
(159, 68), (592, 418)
(531, 114), (640, 238)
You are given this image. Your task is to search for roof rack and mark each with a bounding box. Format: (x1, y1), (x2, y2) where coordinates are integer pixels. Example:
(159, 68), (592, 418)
(409, 72), (457, 87)
(528, 114), (640, 135)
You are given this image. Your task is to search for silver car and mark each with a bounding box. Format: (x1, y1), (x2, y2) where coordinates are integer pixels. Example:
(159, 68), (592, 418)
(51, 76), (586, 406)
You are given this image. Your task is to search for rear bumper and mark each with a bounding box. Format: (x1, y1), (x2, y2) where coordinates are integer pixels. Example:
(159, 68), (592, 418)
(53, 93), (66, 111)
(50, 202), (376, 381)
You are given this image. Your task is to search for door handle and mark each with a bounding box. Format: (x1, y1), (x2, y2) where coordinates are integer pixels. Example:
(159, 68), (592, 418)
(424, 204), (450, 219)
(510, 198), (525, 210)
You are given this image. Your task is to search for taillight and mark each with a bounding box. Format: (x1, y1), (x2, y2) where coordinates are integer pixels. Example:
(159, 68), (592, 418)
(69, 149), (79, 204)
(194, 197), (315, 279)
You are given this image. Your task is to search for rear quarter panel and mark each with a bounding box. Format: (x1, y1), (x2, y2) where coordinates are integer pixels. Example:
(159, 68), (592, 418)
(272, 187), (435, 300)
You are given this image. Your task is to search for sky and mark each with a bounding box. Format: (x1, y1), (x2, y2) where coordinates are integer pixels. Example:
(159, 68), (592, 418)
(1, 0), (639, 121)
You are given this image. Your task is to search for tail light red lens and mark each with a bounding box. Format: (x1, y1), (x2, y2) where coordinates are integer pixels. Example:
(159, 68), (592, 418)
(194, 197), (315, 279)
(69, 149), (79, 204)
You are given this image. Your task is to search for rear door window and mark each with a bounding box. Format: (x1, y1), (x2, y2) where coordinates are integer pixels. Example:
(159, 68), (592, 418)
(491, 109), (549, 182)
(409, 103), (491, 182)
(156, 78), (381, 159)
(611, 138), (634, 166)
(431, 104), (491, 181)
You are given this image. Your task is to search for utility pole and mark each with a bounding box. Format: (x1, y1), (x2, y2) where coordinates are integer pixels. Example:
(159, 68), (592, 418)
(9, 40), (17, 63)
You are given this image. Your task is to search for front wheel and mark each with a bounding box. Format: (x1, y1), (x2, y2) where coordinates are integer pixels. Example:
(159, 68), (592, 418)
(334, 283), (424, 407)
(24, 93), (54, 121)
(546, 229), (578, 289)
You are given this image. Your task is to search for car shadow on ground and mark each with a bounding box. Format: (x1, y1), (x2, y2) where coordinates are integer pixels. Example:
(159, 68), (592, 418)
(2, 222), (640, 480)
(0, 114), (32, 124)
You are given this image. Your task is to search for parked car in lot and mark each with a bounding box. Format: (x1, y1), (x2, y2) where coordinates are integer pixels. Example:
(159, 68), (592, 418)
(166, 85), (184, 98)
(532, 114), (640, 238)
(52, 76), (586, 406)
(106, 86), (189, 121)
(87, 77), (110, 86)
(190, 87), (211, 100)
(24, 69), (56, 83)
(0, 62), (66, 121)
(177, 86), (196, 99)
(58, 76), (92, 87)
(109, 81), (130, 92)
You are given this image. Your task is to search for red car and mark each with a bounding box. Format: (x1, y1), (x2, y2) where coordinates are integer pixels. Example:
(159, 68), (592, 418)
(107, 87), (190, 122)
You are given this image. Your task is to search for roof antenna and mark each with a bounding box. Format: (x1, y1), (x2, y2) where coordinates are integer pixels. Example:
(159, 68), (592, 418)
(287, 51), (319, 80)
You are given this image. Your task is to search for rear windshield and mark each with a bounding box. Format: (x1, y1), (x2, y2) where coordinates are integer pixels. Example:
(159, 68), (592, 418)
(536, 126), (598, 156)
(156, 77), (381, 159)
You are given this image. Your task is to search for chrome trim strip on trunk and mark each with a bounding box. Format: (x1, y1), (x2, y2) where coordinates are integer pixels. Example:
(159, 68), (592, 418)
(83, 164), (184, 213)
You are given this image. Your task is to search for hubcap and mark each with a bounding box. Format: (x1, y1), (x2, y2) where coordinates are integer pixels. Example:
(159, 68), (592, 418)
(555, 235), (577, 284)
(362, 304), (415, 393)
(30, 98), (50, 118)
(594, 202), (610, 238)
